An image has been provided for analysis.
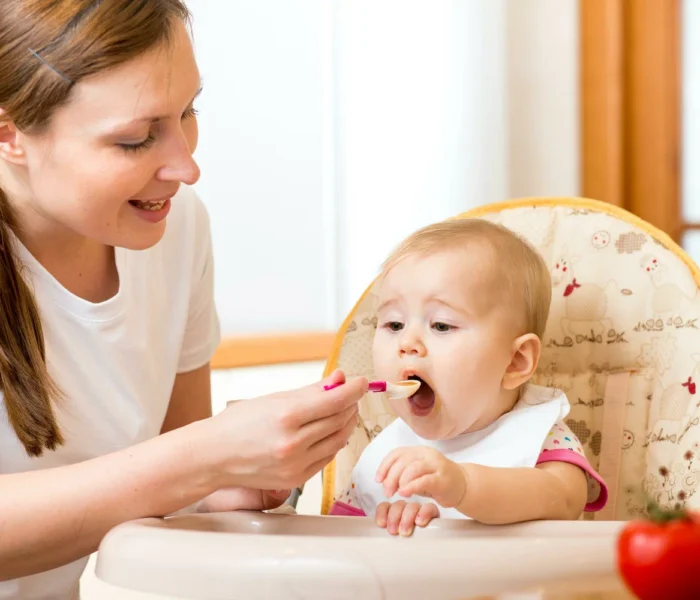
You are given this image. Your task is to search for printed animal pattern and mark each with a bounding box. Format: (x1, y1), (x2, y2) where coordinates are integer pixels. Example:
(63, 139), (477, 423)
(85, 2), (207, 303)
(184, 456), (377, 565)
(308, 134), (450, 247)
(325, 203), (700, 520)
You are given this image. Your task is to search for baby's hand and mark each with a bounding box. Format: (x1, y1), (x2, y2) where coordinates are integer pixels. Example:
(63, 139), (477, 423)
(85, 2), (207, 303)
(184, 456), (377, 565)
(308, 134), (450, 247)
(376, 500), (440, 536)
(197, 488), (291, 513)
(376, 446), (466, 509)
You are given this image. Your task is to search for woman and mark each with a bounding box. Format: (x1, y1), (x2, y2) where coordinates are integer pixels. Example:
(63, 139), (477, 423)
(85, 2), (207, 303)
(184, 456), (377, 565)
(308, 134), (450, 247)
(0, 1), (366, 597)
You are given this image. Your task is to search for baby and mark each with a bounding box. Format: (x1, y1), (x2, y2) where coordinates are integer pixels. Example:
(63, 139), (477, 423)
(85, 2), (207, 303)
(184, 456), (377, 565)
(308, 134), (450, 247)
(329, 219), (608, 535)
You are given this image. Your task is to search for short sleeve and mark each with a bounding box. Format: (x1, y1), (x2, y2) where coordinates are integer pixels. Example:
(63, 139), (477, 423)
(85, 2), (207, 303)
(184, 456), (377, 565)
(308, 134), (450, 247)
(537, 420), (609, 512)
(177, 195), (221, 373)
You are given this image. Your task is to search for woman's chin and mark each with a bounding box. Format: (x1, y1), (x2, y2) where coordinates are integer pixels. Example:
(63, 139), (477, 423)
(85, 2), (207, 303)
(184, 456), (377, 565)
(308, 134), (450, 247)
(118, 221), (168, 251)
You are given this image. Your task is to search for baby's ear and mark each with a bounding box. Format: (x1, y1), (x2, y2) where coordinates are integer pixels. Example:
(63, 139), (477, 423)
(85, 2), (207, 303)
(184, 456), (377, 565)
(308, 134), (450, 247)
(502, 334), (541, 390)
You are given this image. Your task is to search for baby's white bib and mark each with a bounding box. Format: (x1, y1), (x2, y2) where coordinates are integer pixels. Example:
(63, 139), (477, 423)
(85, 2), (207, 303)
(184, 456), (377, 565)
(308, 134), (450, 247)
(349, 384), (570, 518)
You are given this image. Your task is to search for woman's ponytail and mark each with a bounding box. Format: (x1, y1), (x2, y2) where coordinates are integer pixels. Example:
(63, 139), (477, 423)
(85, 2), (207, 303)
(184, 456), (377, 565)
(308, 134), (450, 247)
(0, 189), (63, 456)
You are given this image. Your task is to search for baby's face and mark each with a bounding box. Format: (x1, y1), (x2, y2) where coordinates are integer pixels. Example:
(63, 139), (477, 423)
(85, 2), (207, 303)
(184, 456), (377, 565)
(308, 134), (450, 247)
(372, 247), (519, 440)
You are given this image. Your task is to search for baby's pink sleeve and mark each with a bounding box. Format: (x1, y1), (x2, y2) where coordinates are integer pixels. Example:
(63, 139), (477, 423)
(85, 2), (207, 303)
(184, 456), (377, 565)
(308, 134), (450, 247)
(328, 480), (367, 517)
(536, 421), (608, 512)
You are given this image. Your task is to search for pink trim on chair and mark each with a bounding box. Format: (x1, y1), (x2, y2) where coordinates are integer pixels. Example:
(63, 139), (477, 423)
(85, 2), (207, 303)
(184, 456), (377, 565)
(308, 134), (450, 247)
(328, 501), (367, 517)
(537, 449), (609, 512)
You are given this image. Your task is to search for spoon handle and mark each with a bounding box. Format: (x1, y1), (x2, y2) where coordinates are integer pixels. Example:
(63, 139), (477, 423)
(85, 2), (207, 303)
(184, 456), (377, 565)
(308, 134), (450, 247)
(323, 380), (387, 393)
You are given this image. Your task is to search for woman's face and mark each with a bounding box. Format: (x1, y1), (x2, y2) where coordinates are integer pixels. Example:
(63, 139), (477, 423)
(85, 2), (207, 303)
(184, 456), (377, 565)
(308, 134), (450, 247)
(3, 19), (201, 251)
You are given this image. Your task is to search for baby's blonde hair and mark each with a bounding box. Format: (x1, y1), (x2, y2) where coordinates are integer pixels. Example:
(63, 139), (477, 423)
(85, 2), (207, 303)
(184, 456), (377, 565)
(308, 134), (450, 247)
(381, 219), (552, 338)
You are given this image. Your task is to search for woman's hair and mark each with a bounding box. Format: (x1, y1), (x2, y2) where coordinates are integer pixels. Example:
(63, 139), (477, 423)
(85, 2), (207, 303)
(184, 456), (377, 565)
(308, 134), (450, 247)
(0, 0), (190, 457)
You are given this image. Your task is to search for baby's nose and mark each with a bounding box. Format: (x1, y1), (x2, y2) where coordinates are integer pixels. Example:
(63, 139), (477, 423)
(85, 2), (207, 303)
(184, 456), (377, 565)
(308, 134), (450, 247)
(399, 334), (427, 357)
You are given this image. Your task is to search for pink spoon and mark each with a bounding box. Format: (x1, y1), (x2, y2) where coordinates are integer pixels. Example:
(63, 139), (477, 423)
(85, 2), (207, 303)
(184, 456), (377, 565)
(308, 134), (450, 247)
(324, 379), (421, 400)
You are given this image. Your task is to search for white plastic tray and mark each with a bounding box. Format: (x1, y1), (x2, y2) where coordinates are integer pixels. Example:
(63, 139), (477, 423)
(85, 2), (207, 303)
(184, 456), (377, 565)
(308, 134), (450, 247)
(96, 512), (625, 600)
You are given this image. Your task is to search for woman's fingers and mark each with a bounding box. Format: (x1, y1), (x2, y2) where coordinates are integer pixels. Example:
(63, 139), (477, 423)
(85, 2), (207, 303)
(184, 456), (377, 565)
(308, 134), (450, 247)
(289, 374), (367, 426)
(299, 454), (338, 485)
(305, 406), (358, 462)
(208, 370), (365, 491)
(318, 369), (345, 389)
(261, 489), (292, 510)
(300, 402), (357, 448)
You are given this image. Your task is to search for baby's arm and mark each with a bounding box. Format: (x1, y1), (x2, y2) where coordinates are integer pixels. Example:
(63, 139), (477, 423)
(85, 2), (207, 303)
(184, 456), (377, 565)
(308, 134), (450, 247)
(384, 454), (588, 524)
(453, 461), (588, 524)
(378, 422), (605, 524)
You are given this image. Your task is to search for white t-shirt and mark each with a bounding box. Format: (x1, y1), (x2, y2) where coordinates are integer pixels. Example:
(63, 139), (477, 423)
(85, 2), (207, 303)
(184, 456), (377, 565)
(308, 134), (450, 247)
(0, 186), (221, 600)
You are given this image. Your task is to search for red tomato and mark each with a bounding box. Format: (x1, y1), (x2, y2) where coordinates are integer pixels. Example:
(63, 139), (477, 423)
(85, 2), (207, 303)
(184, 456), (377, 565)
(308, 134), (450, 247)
(617, 516), (700, 600)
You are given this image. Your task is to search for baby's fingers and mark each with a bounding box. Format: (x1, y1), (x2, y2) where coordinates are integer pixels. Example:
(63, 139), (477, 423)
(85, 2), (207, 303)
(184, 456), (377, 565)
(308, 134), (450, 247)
(375, 502), (391, 528)
(385, 501), (407, 536)
(376, 448), (406, 484)
(398, 503), (422, 537)
(415, 503), (440, 527)
(381, 458), (411, 498)
(397, 460), (431, 493)
(398, 473), (438, 499)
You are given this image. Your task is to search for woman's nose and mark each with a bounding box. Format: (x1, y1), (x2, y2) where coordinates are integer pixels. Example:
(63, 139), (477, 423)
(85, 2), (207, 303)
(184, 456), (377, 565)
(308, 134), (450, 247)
(157, 133), (201, 185)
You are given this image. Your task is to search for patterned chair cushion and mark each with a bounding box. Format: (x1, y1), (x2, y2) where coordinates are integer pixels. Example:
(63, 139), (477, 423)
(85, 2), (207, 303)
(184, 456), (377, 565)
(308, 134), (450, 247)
(321, 198), (700, 520)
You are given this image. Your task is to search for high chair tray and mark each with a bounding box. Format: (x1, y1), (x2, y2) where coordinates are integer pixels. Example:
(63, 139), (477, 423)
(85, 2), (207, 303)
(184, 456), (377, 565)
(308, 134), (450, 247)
(96, 512), (625, 600)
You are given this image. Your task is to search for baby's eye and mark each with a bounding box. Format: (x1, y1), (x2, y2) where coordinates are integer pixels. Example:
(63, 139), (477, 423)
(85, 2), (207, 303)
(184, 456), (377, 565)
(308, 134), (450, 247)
(432, 322), (453, 333)
(383, 321), (404, 332)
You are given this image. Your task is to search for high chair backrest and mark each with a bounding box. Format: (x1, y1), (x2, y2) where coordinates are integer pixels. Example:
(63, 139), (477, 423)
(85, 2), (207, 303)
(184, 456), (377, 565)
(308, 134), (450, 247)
(321, 198), (700, 520)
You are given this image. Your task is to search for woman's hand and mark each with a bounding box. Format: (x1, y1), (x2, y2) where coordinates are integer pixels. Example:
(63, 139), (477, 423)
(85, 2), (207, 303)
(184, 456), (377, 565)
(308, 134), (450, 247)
(202, 369), (367, 491)
(197, 487), (291, 513)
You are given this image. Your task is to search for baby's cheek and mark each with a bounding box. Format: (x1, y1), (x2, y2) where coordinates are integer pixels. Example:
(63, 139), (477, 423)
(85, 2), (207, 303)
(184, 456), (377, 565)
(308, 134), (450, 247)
(439, 370), (477, 409)
(452, 358), (502, 401)
(371, 336), (391, 372)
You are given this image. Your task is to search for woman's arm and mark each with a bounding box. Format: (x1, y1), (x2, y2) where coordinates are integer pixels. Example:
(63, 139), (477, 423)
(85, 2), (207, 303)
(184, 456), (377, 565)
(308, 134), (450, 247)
(1, 364), (213, 579)
(159, 363), (292, 514)
(0, 369), (367, 581)
(0, 419), (216, 581)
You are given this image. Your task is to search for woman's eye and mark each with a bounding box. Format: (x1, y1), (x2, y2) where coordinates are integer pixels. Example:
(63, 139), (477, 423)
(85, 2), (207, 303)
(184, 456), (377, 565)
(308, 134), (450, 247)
(384, 321), (404, 332)
(118, 134), (156, 153)
(432, 322), (453, 333)
(117, 107), (197, 154)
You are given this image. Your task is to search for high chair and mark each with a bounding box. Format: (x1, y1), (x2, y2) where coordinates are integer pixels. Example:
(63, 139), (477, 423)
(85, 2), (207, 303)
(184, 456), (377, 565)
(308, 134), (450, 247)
(322, 197), (700, 521)
(96, 197), (700, 599)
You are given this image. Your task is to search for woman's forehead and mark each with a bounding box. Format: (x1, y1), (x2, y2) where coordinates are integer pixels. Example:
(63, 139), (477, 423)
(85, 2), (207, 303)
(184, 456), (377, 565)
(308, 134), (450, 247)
(54, 21), (199, 128)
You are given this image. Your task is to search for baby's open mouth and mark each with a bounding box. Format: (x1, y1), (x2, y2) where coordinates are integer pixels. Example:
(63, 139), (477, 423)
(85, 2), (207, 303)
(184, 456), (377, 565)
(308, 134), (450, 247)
(406, 375), (436, 417)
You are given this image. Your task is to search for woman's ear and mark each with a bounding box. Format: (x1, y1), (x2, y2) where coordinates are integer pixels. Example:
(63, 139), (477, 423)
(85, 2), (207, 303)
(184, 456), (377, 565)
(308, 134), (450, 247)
(0, 111), (26, 166)
(502, 333), (541, 390)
